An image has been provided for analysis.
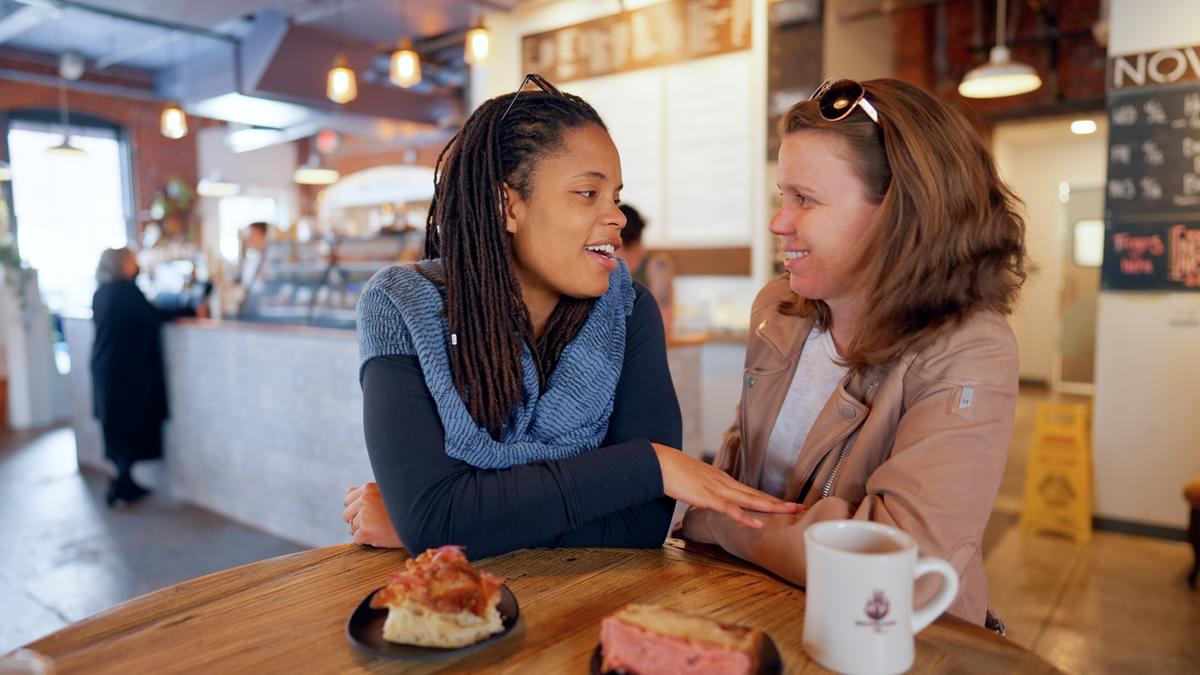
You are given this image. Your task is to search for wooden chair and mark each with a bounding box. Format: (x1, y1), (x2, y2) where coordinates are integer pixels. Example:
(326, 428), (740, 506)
(1186, 476), (1200, 589)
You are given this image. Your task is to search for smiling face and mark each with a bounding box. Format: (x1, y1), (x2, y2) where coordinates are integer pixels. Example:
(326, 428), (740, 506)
(504, 123), (626, 307)
(771, 130), (881, 315)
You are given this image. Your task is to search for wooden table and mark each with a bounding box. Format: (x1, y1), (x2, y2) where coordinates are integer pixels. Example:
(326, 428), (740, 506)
(25, 541), (1060, 674)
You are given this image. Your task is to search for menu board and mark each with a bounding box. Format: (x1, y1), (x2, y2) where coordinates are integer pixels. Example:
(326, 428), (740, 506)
(521, 0), (751, 84)
(1101, 220), (1200, 291)
(1105, 85), (1200, 220)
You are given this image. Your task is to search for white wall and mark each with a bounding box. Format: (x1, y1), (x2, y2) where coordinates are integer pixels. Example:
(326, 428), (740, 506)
(992, 119), (1108, 383)
(477, 0), (772, 331)
(1093, 0), (1200, 528)
(195, 127), (298, 257)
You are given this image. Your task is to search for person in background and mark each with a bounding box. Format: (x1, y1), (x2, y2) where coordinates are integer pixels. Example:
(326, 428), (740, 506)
(341, 75), (797, 559)
(91, 247), (197, 506)
(617, 204), (674, 338)
(238, 221), (270, 286)
(681, 78), (1027, 629)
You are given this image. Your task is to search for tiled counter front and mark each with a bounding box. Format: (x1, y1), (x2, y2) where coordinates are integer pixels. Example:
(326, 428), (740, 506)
(63, 318), (373, 547)
(62, 319), (714, 548)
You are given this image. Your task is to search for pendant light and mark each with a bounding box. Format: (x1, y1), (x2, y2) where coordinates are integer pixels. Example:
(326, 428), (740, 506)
(958, 0), (1041, 99)
(389, 0), (422, 88)
(464, 15), (490, 65)
(327, 53), (358, 103)
(160, 32), (189, 138)
(327, 0), (358, 104)
(161, 103), (188, 139)
(46, 76), (85, 157)
(390, 37), (422, 88)
(294, 152), (340, 185)
(197, 172), (240, 197)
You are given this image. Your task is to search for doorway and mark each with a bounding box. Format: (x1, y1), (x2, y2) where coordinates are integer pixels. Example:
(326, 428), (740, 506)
(1054, 184), (1103, 395)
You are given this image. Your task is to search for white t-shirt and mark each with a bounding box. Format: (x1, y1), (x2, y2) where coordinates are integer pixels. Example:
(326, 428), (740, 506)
(759, 328), (849, 499)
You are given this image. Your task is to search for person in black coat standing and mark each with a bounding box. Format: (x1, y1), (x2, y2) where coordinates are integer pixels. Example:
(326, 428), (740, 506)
(90, 247), (196, 506)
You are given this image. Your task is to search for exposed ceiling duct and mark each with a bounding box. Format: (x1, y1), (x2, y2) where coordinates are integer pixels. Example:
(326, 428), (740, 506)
(158, 8), (464, 152)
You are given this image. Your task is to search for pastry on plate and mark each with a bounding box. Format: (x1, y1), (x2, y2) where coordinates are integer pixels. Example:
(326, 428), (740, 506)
(600, 603), (763, 675)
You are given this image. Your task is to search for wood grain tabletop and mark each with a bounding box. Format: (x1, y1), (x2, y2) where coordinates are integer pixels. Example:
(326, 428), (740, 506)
(25, 540), (1061, 674)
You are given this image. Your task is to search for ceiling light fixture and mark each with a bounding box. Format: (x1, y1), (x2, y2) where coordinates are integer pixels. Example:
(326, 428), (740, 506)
(390, 0), (422, 88)
(464, 15), (490, 65)
(46, 75), (85, 157)
(390, 37), (422, 88)
(294, 153), (340, 185)
(327, 53), (358, 104)
(327, 0), (358, 104)
(197, 173), (241, 197)
(1070, 119), (1098, 135)
(161, 103), (189, 139)
(958, 0), (1041, 99)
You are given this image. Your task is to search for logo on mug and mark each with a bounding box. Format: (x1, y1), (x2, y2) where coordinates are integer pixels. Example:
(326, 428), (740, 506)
(855, 590), (897, 633)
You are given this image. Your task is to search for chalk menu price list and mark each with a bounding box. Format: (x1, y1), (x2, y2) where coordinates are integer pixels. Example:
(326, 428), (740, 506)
(1105, 85), (1200, 220)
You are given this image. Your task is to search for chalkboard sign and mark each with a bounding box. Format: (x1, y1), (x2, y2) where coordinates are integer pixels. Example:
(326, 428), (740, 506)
(1101, 220), (1200, 291)
(1105, 85), (1200, 220)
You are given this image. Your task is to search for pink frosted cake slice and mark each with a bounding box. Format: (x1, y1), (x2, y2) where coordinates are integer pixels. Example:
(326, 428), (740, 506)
(600, 604), (762, 675)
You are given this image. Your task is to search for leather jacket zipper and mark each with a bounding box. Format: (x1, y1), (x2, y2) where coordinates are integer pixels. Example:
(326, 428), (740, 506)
(820, 380), (879, 498)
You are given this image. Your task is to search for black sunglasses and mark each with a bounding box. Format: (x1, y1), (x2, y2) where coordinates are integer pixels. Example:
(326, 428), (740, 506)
(500, 73), (564, 120)
(809, 78), (880, 125)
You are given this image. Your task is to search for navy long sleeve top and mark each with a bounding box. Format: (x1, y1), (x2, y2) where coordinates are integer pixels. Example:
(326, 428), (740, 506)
(360, 283), (682, 560)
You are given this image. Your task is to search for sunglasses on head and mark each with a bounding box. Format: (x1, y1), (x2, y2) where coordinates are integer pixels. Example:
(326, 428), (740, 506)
(500, 73), (564, 120)
(809, 78), (880, 125)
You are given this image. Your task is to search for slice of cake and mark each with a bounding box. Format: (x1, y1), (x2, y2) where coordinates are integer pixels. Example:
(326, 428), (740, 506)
(369, 545), (505, 648)
(600, 604), (763, 675)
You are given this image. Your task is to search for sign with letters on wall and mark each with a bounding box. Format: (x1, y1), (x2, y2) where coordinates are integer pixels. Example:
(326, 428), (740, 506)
(520, 0), (751, 84)
(1105, 42), (1200, 291)
(1101, 221), (1200, 291)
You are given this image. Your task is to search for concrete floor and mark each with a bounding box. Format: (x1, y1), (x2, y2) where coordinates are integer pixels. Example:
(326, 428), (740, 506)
(2, 385), (1199, 672)
(0, 426), (303, 653)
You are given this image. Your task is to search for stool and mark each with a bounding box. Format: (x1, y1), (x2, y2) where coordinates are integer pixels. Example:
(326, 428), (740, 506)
(1185, 476), (1200, 589)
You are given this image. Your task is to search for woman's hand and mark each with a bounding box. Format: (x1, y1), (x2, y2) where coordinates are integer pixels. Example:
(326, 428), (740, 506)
(342, 482), (403, 548)
(653, 443), (803, 529)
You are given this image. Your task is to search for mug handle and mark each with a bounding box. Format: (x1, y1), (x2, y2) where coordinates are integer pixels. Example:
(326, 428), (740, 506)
(911, 557), (960, 633)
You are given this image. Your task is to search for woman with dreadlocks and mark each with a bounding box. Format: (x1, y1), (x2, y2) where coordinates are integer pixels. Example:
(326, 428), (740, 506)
(341, 76), (798, 558)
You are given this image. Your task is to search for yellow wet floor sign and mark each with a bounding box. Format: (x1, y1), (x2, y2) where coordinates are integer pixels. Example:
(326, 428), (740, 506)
(1019, 403), (1092, 543)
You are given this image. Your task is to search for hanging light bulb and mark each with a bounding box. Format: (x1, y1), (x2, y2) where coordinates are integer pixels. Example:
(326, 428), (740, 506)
(327, 53), (358, 104)
(161, 103), (189, 139)
(294, 153), (340, 185)
(46, 78), (85, 157)
(958, 0), (1041, 99)
(464, 17), (490, 65)
(390, 37), (422, 88)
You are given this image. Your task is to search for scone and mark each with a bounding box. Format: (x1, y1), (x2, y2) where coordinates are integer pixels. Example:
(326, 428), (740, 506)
(370, 545), (505, 648)
(600, 604), (763, 675)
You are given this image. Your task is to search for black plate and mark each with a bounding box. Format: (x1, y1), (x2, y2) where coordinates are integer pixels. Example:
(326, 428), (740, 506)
(589, 632), (783, 674)
(346, 585), (519, 660)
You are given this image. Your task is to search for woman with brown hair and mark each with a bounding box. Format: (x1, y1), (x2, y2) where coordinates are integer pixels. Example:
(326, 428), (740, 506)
(681, 78), (1026, 628)
(342, 75), (797, 559)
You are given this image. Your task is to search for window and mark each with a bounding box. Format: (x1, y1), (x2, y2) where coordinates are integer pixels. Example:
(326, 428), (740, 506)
(1072, 219), (1104, 268)
(6, 117), (131, 314)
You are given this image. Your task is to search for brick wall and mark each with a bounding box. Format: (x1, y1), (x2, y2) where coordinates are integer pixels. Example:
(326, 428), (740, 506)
(0, 78), (216, 237)
(892, 0), (1107, 121)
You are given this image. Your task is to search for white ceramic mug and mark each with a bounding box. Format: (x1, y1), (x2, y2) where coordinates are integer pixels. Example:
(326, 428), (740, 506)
(803, 520), (960, 675)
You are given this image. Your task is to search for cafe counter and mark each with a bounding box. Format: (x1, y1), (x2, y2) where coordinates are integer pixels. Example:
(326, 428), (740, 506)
(61, 317), (723, 548)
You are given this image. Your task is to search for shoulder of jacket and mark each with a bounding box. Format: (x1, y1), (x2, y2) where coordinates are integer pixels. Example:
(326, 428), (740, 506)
(904, 311), (1019, 387)
(750, 276), (795, 317)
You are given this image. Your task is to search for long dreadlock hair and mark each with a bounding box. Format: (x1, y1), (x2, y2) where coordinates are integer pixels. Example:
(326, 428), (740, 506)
(425, 85), (608, 440)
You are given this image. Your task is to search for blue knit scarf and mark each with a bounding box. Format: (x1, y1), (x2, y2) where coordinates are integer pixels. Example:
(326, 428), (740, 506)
(357, 258), (634, 469)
